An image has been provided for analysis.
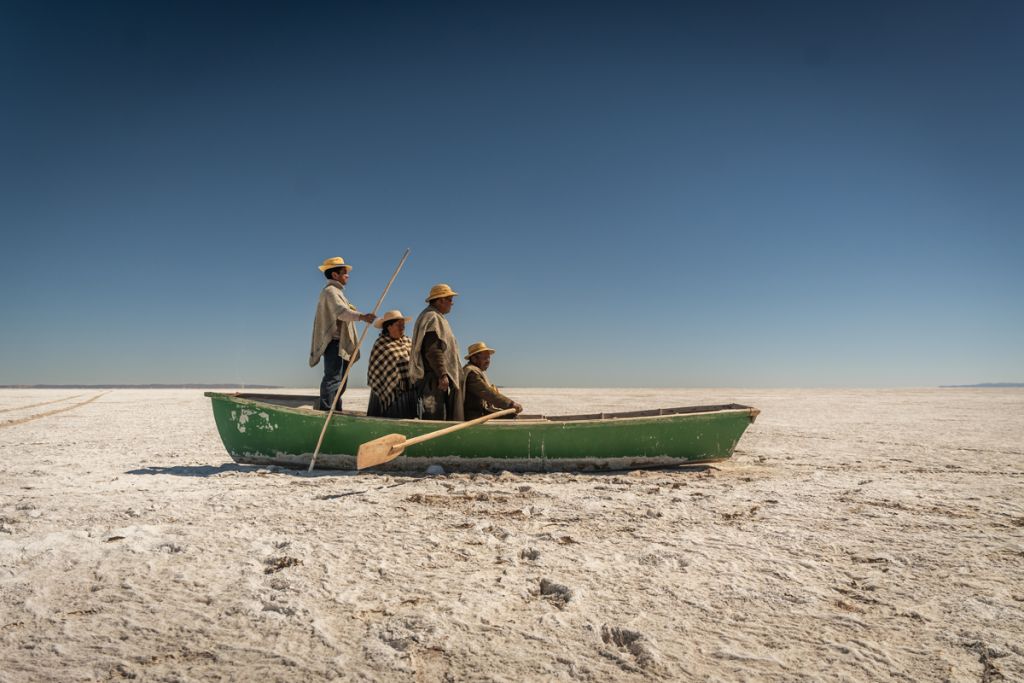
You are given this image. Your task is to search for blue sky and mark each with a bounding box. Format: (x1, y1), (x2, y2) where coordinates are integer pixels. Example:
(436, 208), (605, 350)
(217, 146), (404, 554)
(1, 1), (1021, 387)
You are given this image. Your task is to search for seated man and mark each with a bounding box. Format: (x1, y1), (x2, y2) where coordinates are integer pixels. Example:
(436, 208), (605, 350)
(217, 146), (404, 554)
(461, 341), (523, 421)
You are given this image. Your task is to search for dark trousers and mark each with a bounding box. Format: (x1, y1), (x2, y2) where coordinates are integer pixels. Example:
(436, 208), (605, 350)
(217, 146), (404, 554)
(416, 372), (461, 421)
(319, 340), (350, 411)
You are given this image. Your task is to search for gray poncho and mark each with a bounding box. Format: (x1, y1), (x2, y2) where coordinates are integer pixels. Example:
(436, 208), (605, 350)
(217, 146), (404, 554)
(309, 281), (362, 367)
(408, 306), (461, 385)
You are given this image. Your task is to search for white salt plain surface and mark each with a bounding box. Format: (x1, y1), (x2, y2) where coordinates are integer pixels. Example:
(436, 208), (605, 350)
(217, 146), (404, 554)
(1, 387), (1022, 681)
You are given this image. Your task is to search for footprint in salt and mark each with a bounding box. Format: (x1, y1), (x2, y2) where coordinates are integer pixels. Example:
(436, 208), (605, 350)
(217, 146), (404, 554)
(637, 553), (665, 567)
(519, 547), (540, 561)
(263, 556), (302, 574)
(600, 624), (658, 671)
(538, 578), (573, 608)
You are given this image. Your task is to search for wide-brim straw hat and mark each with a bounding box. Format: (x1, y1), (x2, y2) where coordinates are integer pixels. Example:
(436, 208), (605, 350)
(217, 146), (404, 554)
(374, 310), (413, 329)
(465, 341), (496, 360)
(426, 283), (459, 302)
(318, 256), (352, 272)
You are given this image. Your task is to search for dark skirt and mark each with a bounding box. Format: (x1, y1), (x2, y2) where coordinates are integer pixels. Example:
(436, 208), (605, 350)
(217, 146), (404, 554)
(366, 388), (417, 419)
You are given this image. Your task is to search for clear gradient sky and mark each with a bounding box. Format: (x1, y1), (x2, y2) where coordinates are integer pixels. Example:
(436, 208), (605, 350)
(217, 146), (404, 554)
(2, 1), (1022, 387)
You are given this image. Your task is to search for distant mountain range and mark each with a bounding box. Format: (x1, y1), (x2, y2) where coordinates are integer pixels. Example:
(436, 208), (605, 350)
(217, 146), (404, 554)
(939, 383), (1024, 388)
(0, 384), (282, 389)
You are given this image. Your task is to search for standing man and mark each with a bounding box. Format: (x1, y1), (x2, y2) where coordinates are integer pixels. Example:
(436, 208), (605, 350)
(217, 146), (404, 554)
(409, 283), (464, 421)
(461, 342), (523, 420)
(309, 256), (376, 411)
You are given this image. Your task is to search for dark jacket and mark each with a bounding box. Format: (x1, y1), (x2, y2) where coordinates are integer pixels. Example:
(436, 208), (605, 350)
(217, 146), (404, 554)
(462, 364), (516, 421)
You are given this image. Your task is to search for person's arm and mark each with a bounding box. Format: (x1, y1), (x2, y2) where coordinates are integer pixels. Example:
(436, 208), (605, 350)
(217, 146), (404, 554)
(336, 307), (375, 324)
(332, 291), (375, 324)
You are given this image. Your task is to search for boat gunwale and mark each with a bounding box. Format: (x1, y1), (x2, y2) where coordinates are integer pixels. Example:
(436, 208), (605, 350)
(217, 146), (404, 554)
(204, 391), (759, 425)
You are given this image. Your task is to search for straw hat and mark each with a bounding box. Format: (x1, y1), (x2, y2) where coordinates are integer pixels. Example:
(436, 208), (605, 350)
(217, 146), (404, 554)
(318, 256), (352, 272)
(374, 310), (413, 329)
(425, 283), (459, 302)
(465, 341), (496, 360)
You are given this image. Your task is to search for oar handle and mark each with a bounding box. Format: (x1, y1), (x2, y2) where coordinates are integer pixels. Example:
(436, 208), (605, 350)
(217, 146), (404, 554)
(401, 408), (517, 450)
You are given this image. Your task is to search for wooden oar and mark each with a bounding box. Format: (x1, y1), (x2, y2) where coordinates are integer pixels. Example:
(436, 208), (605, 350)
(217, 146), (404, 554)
(357, 407), (517, 470)
(307, 248), (410, 472)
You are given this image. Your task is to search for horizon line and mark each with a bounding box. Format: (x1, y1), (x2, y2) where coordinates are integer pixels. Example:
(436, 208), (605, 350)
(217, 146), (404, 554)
(2, 383), (1023, 390)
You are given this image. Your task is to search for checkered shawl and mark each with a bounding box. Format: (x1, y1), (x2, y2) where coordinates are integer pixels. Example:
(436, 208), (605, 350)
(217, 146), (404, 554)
(366, 331), (412, 410)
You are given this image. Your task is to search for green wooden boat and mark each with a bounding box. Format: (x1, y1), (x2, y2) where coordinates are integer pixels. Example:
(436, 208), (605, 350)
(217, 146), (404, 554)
(205, 392), (760, 471)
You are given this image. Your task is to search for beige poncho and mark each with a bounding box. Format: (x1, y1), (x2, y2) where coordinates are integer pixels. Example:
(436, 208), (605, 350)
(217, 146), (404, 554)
(308, 281), (362, 367)
(408, 306), (461, 384)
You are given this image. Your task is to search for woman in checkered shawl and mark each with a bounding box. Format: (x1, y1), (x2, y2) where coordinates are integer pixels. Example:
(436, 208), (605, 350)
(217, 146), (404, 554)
(366, 310), (416, 418)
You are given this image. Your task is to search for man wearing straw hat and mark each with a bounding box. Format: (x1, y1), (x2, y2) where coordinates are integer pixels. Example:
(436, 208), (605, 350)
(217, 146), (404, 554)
(461, 342), (523, 421)
(409, 284), (464, 421)
(309, 257), (376, 411)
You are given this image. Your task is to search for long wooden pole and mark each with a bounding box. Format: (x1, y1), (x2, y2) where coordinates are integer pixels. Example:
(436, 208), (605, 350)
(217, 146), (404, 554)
(308, 248), (410, 472)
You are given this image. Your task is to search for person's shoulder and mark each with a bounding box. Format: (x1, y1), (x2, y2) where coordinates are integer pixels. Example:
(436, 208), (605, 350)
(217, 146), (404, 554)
(415, 307), (442, 327)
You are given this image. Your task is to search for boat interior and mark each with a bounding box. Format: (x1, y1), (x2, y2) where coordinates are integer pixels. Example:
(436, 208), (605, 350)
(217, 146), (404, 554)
(231, 393), (754, 422)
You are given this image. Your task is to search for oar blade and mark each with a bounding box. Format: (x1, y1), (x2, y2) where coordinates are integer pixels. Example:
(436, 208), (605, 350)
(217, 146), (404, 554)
(356, 433), (407, 470)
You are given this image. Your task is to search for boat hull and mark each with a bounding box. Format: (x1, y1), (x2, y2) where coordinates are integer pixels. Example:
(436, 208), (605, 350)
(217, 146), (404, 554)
(205, 392), (759, 471)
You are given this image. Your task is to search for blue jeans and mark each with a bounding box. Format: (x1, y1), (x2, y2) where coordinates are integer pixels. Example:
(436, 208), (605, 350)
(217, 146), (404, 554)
(319, 340), (350, 411)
